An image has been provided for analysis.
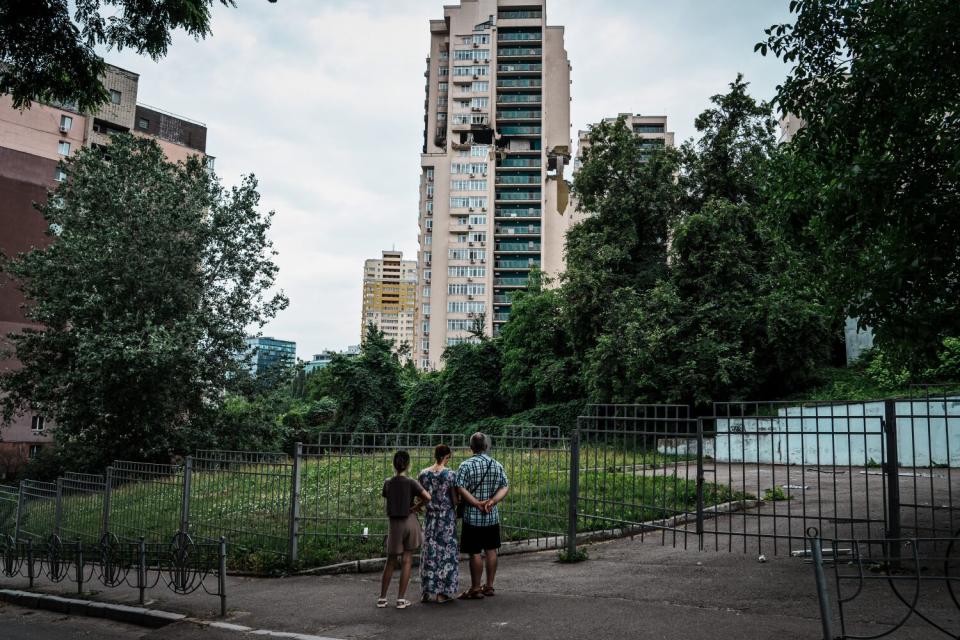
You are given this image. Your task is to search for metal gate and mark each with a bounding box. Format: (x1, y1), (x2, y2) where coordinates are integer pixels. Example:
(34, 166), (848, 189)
(569, 395), (960, 557)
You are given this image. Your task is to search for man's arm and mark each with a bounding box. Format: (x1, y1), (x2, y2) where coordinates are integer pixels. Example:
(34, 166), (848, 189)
(458, 486), (484, 508)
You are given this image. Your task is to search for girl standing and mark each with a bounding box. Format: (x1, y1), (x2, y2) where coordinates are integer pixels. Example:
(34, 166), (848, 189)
(378, 450), (431, 609)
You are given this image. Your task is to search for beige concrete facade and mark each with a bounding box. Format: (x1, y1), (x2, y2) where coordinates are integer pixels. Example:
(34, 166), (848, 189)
(415, 0), (573, 371)
(361, 251), (418, 361)
(575, 113), (675, 173)
(0, 63), (209, 476)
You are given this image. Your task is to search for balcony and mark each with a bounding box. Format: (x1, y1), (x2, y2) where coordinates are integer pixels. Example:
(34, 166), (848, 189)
(496, 225), (541, 236)
(497, 47), (542, 58)
(497, 158), (541, 168)
(498, 126), (542, 138)
(497, 63), (542, 74)
(496, 259), (540, 269)
(497, 78), (542, 89)
(495, 174), (541, 185)
(496, 110), (542, 121)
(496, 191), (541, 202)
(493, 312), (512, 322)
(497, 93), (542, 104)
(494, 276), (529, 287)
(495, 207), (541, 218)
(493, 294), (513, 304)
(498, 10), (543, 20)
(498, 32), (542, 43)
(496, 242), (541, 252)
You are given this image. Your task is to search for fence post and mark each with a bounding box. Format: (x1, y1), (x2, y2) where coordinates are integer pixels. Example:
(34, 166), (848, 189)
(137, 537), (146, 606)
(76, 539), (84, 596)
(219, 537), (227, 617)
(288, 442), (302, 565)
(13, 484), (24, 542)
(102, 467), (113, 538)
(566, 426), (580, 559)
(180, 456), (193, 536)
(27, 539), (34, 589)
(54, 478), (63, 537)
(810, 533), (835, 640)
(696, 418), (705, 548)
(883, 399), (901, 567)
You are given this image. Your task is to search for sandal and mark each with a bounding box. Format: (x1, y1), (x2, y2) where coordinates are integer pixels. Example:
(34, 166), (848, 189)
(421, 593), (431, 603)
(458, 588), (485, 600)
(377, 598), (388, 608)
(396, 599), (412, 609)
(436, 594), (454, 604)
(481, 585), (496, 597)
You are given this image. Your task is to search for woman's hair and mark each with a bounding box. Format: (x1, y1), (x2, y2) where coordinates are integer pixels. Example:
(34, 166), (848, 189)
(393, 450), (411, 473)
(434, 444), (451, 463)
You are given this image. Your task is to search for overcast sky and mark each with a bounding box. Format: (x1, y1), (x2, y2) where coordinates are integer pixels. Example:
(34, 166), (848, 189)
(105, 0), (794, 359)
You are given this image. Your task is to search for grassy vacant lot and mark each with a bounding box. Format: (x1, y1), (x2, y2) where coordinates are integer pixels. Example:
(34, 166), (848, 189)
(2, 446), (746, 572)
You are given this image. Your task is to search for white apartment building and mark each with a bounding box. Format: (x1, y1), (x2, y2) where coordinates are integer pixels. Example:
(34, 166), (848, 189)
(415, 0), (573, 371)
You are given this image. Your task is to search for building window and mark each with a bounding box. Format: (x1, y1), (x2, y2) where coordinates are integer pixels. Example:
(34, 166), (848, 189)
(423, 286), (430, 299)
(470, 145), (490, 158)
(31, 415), (45, 433)
(138, 117), (150, 130)
(110, 89), (122, 104)
(57, 141), (70, 156)
(438, 67), (449, 77)
(29, 445), (42, 459)
(59, 115), (73, 131)
(54, 167), (67, 182)
(423, 304), (431, 315)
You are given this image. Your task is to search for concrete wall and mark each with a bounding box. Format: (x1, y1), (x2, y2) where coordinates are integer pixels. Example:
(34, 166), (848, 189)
(714, 398), (960, 467)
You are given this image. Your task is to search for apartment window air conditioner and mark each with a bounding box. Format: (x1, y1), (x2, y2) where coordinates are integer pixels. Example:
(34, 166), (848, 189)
(481, 259), (486, 264)
(473, 74), (479, 79)
(468, 295), (475, 300)
(473, 43), (479, 48)
(59, 125), (70, 134)
(484, 58), (490, 63)
(468, 207), (475, 212)
(469, 173), (476, 178)
(467, 278), (474, 282)
(469, 241), (475, 246)
(470, 259), (476, 264)
(481, 207), (487, 212)
(468, 225), (474, 229)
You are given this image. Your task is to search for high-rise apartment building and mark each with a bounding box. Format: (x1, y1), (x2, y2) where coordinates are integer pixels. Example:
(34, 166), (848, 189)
(0, 63), (209, 476)
(575, 113), (675, 172)
(362, 250), (417, 358)
(415, 0), (573, 370)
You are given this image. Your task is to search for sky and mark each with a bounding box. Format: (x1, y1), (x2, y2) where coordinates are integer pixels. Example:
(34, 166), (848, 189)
(105, 0), (795, 359)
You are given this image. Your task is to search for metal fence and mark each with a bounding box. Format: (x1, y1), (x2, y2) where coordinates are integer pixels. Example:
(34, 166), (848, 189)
(0, 394), (956, 573)
(0, 533), (227, 615)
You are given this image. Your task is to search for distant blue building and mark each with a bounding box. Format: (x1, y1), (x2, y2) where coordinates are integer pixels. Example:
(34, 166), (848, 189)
(243, 336), (297, 376)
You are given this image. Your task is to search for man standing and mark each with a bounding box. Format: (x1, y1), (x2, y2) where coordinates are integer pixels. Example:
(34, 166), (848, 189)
(456, 432), (509, 599)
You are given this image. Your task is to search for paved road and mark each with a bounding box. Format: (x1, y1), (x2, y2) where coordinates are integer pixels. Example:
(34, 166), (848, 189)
(4, 536), (954, 640)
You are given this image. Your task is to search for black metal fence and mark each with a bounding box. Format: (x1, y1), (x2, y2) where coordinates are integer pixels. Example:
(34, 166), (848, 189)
(0, 533), (227, 615)
(1, 394), (956, 575)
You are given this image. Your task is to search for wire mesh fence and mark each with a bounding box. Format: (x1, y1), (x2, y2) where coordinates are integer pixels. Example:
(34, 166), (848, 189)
(59, 473), (105, 544)
(0, 485), (18, 539)
(18, 480), (57, 542)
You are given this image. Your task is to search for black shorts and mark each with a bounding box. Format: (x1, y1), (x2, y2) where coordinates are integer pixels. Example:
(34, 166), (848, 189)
(460, 522), (501, 554)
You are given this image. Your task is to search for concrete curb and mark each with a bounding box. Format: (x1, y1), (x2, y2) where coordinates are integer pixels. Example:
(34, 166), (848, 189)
(0, 588), (186, 628)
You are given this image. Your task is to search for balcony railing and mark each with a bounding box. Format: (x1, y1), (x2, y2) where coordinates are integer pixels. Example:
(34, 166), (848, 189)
(496, 225), (541, 235)
(498, 47), (542, 57)
(494, 277), (529, 286)
(495, 207), (541, 218)
(497, 94), (542, 103)
(496, 259), (540, 269)
(498, 10), (542, 19)
(496, 242), (541, 252)
(498, 32), (542, 41)
(497, 63), (542, 73)
(499, 126), (541, 136)
(497, 158), (541, 168)
(493, 295), (513, 304)
(498, 78), (542, 88)
(494, 312), (512, 322)
(497, 110), (542, 120)
(496, 191), (541, 200)
(496, 174), (541, 185)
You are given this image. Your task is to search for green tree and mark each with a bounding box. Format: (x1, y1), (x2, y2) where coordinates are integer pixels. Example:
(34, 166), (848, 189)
(435, 339), (503, 432)
(498, 274), (581, 410)
(326, 325), (404, 433)
(760, 0), (960, 368)
(0, 1), (248, 112)
(566, 118), (681, 352)
(399, 374), (441, 433)
(1, 135), (286, 470)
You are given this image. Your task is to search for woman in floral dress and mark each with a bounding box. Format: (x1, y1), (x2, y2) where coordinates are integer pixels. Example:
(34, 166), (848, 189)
(417, 444), (460, 603)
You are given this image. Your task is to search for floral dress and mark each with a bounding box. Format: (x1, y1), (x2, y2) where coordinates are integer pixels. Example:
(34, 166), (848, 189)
(417, 468), (460, 597)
